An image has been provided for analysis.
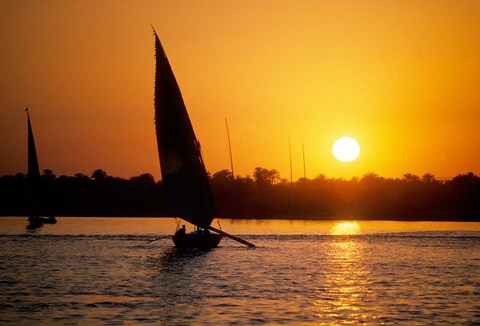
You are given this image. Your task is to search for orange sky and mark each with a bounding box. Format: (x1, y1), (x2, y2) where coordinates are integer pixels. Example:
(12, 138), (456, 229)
(1, 0), (479, 181)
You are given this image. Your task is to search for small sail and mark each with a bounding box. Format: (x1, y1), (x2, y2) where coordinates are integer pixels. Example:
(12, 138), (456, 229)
(27, 111), (40, 180)
(153, 31), (215, 228)
(26, 110), (41, 220)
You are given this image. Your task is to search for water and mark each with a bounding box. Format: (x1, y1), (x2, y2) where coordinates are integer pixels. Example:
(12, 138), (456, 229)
(1, 217), (479, 324)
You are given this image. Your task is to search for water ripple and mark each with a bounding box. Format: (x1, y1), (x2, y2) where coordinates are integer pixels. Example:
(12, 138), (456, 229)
(1, 226), (479, 324)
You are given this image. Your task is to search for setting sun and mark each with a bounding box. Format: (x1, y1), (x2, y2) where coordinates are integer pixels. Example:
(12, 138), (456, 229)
(1, 1), (479, 181)
(332, 137), (361, 162)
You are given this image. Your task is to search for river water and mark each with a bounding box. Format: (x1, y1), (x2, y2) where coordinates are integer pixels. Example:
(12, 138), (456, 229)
(0, 217), (479, 324)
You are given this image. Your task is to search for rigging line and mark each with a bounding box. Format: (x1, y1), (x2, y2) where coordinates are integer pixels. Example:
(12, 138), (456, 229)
(174, 217), (181, 228)
(147, 236), (163, 244)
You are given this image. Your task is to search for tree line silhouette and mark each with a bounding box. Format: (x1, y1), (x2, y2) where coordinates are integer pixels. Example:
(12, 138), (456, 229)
(0, 168), (479, 221)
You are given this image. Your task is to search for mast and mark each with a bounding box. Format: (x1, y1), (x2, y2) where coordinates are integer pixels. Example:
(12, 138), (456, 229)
(302, 141), (306, 179)
(289, 137), (293, 185)
(225, 118), (235, 184)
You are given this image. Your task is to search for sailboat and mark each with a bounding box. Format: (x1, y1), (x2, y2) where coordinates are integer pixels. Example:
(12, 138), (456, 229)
(26, 109), (57, 226)
(152, 28), (254, 248)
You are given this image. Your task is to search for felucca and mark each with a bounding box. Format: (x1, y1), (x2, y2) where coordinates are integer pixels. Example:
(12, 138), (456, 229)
(152, 28), (254, 248)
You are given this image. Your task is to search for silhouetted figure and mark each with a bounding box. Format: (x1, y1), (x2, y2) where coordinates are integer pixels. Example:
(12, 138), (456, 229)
(175, 225), (186, 237)
(26, 220), (43, 230)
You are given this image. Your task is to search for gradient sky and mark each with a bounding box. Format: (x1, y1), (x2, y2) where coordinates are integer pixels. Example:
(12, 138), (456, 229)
(1, 0), (479, 181)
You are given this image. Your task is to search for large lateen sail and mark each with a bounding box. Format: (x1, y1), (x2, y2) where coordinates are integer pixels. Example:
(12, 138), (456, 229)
(153, 31), (215, 229)
(152, 29), (254, 248)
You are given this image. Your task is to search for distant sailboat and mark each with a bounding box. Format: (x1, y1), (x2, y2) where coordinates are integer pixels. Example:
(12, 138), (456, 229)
(152, 28), (254, 248)
(26, 108), (56, 226)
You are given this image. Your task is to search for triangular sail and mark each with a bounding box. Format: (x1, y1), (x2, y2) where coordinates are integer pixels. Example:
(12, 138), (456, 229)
(27, 110), (40, 180)
(26, 109), (41, 218)
(153, 31), (215, 228)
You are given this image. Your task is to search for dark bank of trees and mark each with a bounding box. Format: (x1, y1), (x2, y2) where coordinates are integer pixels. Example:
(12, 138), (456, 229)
(211, 169), (480, 221)
(0, 169), (164, 217)
(1, 168), (479, 221)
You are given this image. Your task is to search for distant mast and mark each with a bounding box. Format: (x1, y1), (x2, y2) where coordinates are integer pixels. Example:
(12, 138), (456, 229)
(289, 137), (293, 185)
(225, 118), (235, 183)
(302, 141), (306, 179)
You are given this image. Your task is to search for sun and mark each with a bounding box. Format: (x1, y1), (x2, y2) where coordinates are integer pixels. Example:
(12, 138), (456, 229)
(332, 137), (360, 162)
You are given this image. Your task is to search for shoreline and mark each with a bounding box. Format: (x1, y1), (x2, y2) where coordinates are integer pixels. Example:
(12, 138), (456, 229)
(2, 214), (478, 222)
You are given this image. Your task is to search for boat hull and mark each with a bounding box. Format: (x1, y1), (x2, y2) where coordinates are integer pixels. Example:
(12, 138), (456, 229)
(28, 216), (57, 224)
(172, 233), (222, 249)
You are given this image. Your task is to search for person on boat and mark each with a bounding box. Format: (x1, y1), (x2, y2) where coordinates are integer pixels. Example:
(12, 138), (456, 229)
(175, 225), (186, 237)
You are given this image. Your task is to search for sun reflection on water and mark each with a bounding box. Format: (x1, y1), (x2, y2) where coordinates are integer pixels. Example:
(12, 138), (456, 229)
(314, 237), (375, 323)
(330, 221), (360, 235)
